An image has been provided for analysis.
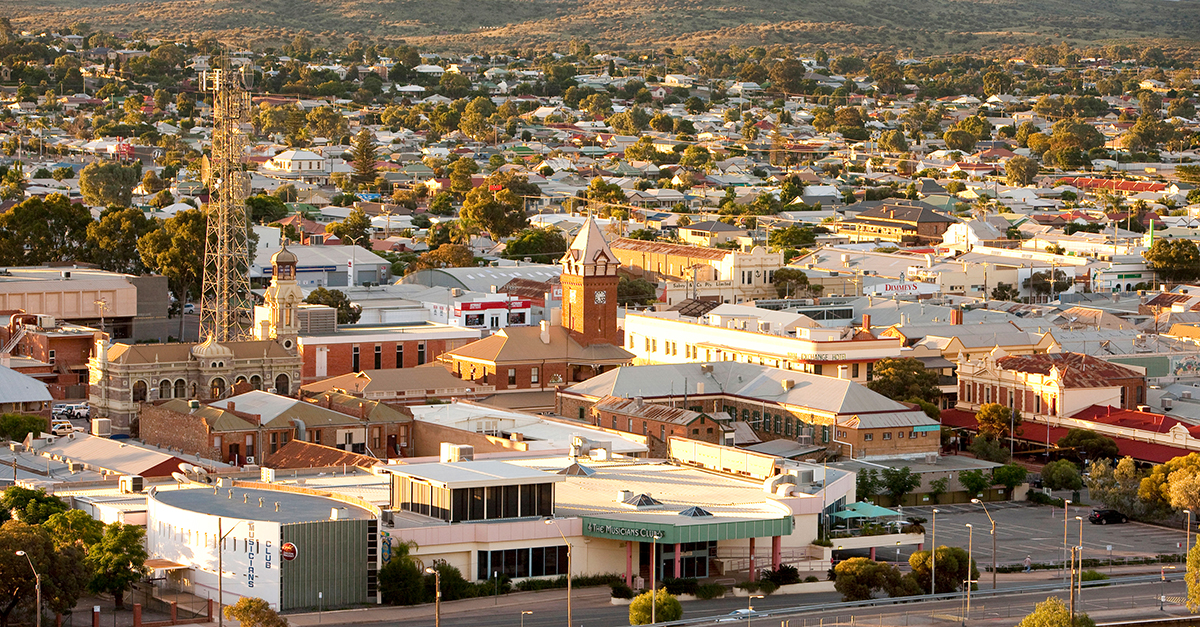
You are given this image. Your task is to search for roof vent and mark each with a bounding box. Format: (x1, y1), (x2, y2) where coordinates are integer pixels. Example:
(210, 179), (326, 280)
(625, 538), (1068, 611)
(623, 493), (663, 509)
(781, 379), (795, 391)
(558, 462), (596, 476)
(1184, 390), (1193, 399)
(679, 506), (713, 517)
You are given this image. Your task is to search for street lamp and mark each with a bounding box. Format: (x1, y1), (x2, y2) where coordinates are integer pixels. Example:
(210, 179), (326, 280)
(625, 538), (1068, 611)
(1186, 510), (1193, 556)
(931, 508), (939, 596)
(1075, 516), (1084, 604)
(544, 518), (573, 627)
(15, 551), (39, 627)
(1063, 499), (1072, 580)
(1161, 565), (1176, 610)
(965, 524), (974, 624)
(521, 611), (533, 627)
(649, 531), (664, 624)
(425, 567), (441, 627)
(748, 594), (765, 627)
(971, 499), (997, 589)
(216, 519), (246, 627)
(344, 235), (364, 286)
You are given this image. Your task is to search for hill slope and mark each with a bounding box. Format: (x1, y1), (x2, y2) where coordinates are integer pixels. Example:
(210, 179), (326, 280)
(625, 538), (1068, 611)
(4, 0), (1199, 53)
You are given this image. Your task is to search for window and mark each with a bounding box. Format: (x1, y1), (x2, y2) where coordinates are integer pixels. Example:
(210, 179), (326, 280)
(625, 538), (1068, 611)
(866, 363), (874, 381)
(417, 341), (426, 365)
(531, 367), (539, 385)
(312, 430), (322, 445)
(660, 425), (666, 440)
(852, 363), (859, 378)
(883, 432), (892, 440)
(651, 339), (657, 352)
(645, 337), (651, 351)
(642, 421), (648, 435)
(396, 344), (404, 368)
(47, 350), (55, 365)
(352, 346), (360, 372)
(270, 432), (278, 454)
(864, 433), (873, 441)
(985, 387), (991, 403)
(374, 345), (382, 370)
(508, 369), (516, 386)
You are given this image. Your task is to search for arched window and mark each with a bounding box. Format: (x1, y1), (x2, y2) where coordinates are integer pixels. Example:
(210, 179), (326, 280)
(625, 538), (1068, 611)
(210, 378), (226, 399)
(191, 382), (198, 398)
(174, 379), (186, 399)
(275, 374), (289, 395)
(159, 380), (171, 399)
(132, 380), (148, 402)
(250, 375), (262, 391)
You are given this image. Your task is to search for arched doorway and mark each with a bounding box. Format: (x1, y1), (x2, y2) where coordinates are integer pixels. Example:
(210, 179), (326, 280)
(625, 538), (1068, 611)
(159, 380), (171, 399)
(210, 378), (226, 399)
(274, 374), (289, 395)
(250, 375), (262, 391)
(132, 380), (148, 402)
(174, 379), (186, 399)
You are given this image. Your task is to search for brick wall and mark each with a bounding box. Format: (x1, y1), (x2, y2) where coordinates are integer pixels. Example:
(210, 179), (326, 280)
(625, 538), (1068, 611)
(409, 421), (529, 458)
(140, 404), (221, 462)
(446, 359), (570, 392)
(300, 338), (459, 382)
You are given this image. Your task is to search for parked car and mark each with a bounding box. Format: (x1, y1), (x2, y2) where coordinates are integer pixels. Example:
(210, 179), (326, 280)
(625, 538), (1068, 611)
(50, 420), (83, 436)
(52, 403), (88, 419)
(183, 303), (196, 314)
(1088, 509), (1128, 525)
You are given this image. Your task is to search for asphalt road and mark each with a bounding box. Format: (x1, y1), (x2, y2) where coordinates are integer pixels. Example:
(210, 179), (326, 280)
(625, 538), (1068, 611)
(350, 577), (1187, 627)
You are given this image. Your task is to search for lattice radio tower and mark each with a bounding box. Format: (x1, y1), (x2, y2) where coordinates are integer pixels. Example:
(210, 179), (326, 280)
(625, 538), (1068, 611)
(198, 67), (253, 342)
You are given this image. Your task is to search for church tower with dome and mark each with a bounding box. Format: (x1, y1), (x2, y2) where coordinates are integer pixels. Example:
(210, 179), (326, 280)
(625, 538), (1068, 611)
(87, 246), (304, 433)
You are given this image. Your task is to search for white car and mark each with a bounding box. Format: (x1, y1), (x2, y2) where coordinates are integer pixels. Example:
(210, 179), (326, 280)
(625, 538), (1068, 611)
(183, 303), (196, 314)
(716, 609), (760, 622)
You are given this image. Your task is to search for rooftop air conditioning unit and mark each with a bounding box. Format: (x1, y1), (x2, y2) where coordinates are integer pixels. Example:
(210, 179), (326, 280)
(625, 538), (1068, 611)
(119, 475), (144, 494)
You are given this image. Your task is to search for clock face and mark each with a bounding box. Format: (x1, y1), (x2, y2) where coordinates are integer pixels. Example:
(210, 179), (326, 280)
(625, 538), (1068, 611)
(594, 290), (607, 304)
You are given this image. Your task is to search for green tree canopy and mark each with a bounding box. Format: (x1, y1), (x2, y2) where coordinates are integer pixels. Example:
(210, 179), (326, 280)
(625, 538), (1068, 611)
(224, 597), (289, 627)
(0, 414), (47, 442)
(1041, 459), (1083, 491)
(907, 545), (979, 594)
(86, 207), (158, 274)
(833, 557), (904, 601)
(975, 403), (1020, 440)
(0, 486), (67, 525)
(959, 469), (992, 496)
(880, 466), (922, 504)
(1057, 429), (1119, 463)
(503, 227), (567, 264)
(304, 287), (362, 325)
(459, 172), (540, 238)
(86, 522), (148, 609)
(617, 276), (658, 307)
(992, 463), (1028, 498)
(246, 195), (290, 224)
(326, 206), (373, 244)
(1144, 239), (1200, 283)
(867, 357), (940, 403)
(79, 162), (139, 207)
(1005, 155), (1039, 186)
(0, 520), (89, 625)
(0, 194), (92, 265)
(43, 509), (104, 551)
(1017, 596), (1094, 627)
(138, 208), (206, 326)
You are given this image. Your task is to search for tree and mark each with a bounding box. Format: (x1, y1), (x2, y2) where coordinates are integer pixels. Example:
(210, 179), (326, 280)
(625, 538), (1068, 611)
(1017, 596), (1094, 627)
(1057, 429), (1119, 463)
(969, 433), (1011, 463)
(427, 192), (454, 216)
(379, 540), (425, 605)
(880, 466), (921, 505)
(959, 469), (992, 497)
(1140, 453), (1200, 514)
(0, 414), (47, 442)
(867, 358), (939, 404)
(0, 520), (88, 627)
(79, 162), (138, 207)
(86, 207), (158, 274)
(449, 158), (480, 197)
(833, 558), (900, 601)
(991, 282), (1020, 301)
(768, 226), (817, 251)
(943, 129), (977, 152)
(1006, 156), (1038, 186)
(408, 245), (477, 273)
(1088, 457), (1144, 516)
(326, 206), (373, 244)
(907, 546), (978, 594)
(304, 287), (362, 325)
(975, 403), (1020, 440)
(617, 276), (658, 307)
(138, 209), (206, 334)
(772, 267), (816, 298)
(1042, 460), (1083, 491)
(224, 597), (289, 627)
(992, 463), (1028, 498)
(86, 522), (148, 609)
(629, 588), (682, 624)
(1188, 538), (1200, 613)
(459, 172), (539, 238)
(856, 468), (879, 502)
(0, 487), (67, 525)
(246, 195), (290, 224)
(503, 227), (567, 264)
(0, 194), (92, 265)
(43, 510), (104, 550)
(1144, 239), (1200, 283)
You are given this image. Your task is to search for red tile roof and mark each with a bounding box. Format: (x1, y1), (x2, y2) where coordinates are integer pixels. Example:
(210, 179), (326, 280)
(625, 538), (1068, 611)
(1056, 177), (1167, 193)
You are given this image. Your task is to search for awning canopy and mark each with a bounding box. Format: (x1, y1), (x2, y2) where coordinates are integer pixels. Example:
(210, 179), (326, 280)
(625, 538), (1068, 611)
(832, 501), (903, 520)
(145, 558), (189, 570)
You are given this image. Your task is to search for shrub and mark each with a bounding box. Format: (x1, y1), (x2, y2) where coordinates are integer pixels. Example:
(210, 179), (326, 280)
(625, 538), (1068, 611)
(1080, 570), (1109, 582)
(805, 576), (820, 583)
(610, 582), (634, 599)
(629, 588), (682, 625)
(695, 583), (726, 600)
(812, 537), (833, 548)
(1027, 491), (1065, 507)
(734, 581), (760, 592)
(660, 577), (698, 595)
(757, 580), (779, 595)
(762, 564), (801, 586)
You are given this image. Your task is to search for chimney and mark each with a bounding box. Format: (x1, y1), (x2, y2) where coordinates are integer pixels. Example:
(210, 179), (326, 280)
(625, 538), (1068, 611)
(696, 382), (705, 394)
(861, 314), (871, 331)
(634, 396), (644, 408)
(539, 320), (550, 344)
(950, 308), (963, 325)
(359, 402), (368, 419)
(227, 402), (235, 413)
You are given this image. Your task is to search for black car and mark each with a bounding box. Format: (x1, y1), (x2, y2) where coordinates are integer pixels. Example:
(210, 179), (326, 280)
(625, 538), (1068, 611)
(1088, 509), (1128, 525)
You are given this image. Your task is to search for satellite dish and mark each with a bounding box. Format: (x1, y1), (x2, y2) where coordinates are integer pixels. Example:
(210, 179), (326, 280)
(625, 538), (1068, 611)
(178, 463), (196, 475)
(171, 472), (189, 484)
(195, 467), (210, 481)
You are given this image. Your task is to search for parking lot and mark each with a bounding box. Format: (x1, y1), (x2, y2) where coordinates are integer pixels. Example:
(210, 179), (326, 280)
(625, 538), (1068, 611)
(836, 500), (1190, 568)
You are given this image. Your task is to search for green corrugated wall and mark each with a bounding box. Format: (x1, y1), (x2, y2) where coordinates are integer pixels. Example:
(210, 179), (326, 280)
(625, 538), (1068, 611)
(280, 520), (369, 611)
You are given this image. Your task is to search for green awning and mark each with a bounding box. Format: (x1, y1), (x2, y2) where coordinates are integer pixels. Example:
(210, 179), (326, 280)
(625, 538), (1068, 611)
(830, 510), (868, 520)
(842, 501), (902, 518)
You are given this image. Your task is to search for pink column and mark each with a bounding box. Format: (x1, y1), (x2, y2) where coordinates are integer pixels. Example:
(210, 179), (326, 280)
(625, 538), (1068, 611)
(771, 536), (782, 570)
(869, 546), (876, 560)
(749, 537), (757, 582)
(674, 543), (682, 578)
(918, 543), (924, 552)
(626, 541), (633, 586)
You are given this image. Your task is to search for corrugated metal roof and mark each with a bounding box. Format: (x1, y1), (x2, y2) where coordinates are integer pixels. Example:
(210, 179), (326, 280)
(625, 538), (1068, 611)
(995, 352), (1143, 388)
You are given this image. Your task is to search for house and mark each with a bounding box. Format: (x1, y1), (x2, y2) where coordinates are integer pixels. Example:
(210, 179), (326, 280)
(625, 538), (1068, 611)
(588, 396), (733, 457)
(677, 220), (746, 247)
(609, 238), (783, 305)
(956, 350), (1146, 419)
(836, 200), (958, 244)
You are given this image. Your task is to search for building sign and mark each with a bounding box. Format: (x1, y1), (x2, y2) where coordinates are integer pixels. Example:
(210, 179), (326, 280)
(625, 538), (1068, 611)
(667, 280), (734, 290)
(281, 542), (298, 561)
(1171, 355), (1200, 378)
(582, 515), (793, 545)
(585, 521), (666, 539)
(790, 352), (848, 362)
(864, 282), (940, 296)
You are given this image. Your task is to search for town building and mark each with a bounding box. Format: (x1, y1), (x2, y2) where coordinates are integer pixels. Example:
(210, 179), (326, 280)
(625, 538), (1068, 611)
(0, 267), (170, 341)
(622, 310), (901, 382)
(297, 322), (480, 383)
(251, 244), (391, 288)
(438, 217), (634, 396)
(88, 249), (306, 431)
(608, 238), (783, 305)
(558, 361), (941, 460)
(588, 396), (734, 456)
(299, 366), (495, 405)
(836, 201), (958, 244)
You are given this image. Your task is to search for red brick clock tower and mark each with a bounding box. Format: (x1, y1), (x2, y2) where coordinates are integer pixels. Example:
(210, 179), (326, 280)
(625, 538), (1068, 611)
(560, 217), (620, 347)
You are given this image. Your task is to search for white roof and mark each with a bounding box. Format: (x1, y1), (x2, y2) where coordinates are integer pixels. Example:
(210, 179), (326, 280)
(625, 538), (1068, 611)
(0, 364), (51, 404)
(386, 459), (564, 489)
